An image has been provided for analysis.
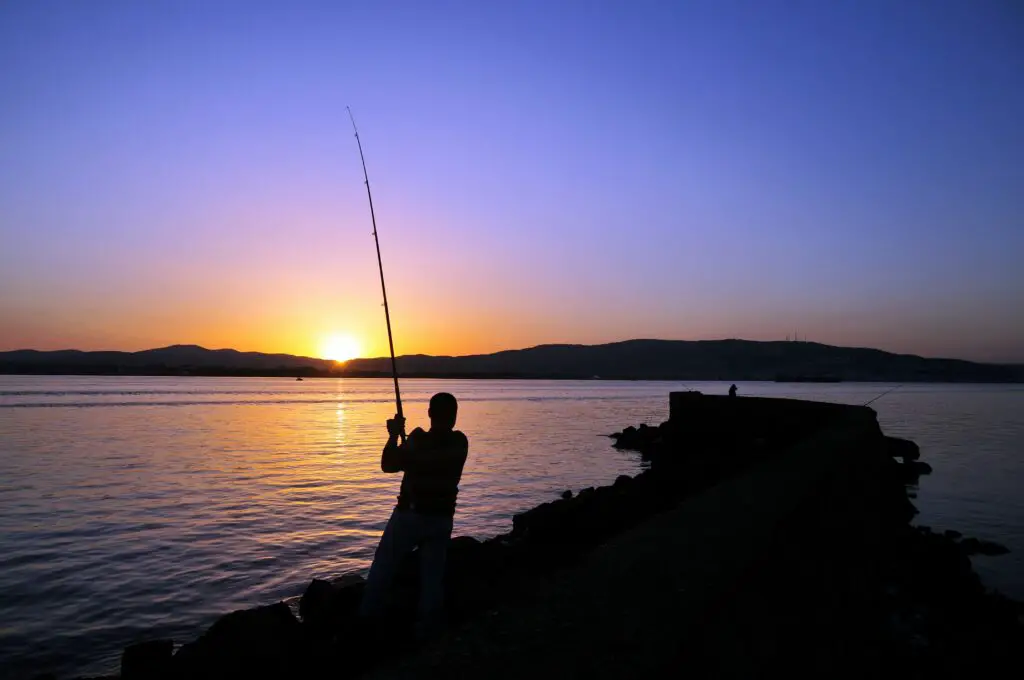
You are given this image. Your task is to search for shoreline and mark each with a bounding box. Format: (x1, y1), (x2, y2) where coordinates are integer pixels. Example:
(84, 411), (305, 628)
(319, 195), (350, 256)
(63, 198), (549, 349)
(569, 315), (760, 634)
(45, 393), (1020, 679)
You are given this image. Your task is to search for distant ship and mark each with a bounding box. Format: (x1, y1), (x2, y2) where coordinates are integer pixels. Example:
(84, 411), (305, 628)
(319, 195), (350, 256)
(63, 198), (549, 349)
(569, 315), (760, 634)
(774, 375), (842, 383)
(296, 377), (304, 381)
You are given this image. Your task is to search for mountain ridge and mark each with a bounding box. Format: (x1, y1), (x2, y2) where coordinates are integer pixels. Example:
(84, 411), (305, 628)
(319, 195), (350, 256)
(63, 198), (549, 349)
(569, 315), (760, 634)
(1, 339), (1021, 382)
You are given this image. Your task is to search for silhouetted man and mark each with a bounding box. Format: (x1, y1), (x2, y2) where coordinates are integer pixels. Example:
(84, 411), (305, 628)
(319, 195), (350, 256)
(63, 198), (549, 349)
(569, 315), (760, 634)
(359, 392), (469, 639)
(729, 384), (738, 398)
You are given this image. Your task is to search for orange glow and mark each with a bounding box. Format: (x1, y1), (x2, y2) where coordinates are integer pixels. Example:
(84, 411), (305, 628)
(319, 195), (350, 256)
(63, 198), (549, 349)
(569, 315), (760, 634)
(320, 334), (362, 362)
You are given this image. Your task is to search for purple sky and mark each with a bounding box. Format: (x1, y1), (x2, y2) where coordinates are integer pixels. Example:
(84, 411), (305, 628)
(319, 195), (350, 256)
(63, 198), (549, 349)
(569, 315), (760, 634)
(1, 0), (1022, 362)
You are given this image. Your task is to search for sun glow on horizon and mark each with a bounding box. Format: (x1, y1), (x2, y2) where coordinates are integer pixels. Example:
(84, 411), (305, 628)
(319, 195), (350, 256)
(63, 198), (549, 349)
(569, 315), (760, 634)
(320, 334), (362, 363)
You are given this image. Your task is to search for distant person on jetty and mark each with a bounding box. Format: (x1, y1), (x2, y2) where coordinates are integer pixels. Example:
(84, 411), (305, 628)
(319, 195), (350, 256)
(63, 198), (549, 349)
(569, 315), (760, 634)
(729, 384), (738, 398)
(359, 392), (469, 639)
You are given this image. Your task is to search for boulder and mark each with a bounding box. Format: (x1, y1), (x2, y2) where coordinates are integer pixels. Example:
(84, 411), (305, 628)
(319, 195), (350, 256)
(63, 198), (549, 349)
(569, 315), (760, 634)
(899, 461), (933, 483)
(299, 579), (334, 625)
(886, 437), (921, 461)
(613, 429), (638, 449)
(896, 529), (981, 603)
(614, 424), (662, 452)
(446, 535), (484, 566)
(960, 538), (1010, 556)
(299, 575), (366, 636)
(121, 638), (173, 679)
(907, 461), (933, 476)
(511, 502), (558, 540)
(173, 602), (301, 678)
(444, 536), (508, 622)
(561, 489), (573, 500)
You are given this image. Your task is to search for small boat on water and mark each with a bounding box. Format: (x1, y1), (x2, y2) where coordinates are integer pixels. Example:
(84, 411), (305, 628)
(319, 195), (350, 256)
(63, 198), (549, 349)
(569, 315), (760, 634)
(296, 377), (304, 381)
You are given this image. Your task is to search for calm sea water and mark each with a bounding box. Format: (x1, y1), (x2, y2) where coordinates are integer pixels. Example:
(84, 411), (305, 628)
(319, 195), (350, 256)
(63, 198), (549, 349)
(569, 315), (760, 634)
(1, 377), (1021, 678)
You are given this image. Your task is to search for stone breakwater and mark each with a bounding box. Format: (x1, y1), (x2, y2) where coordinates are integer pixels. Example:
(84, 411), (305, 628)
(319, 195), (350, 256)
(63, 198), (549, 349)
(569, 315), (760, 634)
(45, 393), (1021, 679)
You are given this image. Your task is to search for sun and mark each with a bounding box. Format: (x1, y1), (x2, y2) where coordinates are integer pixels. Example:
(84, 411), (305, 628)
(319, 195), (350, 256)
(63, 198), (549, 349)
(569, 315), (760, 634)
(320, 334), (362, 363)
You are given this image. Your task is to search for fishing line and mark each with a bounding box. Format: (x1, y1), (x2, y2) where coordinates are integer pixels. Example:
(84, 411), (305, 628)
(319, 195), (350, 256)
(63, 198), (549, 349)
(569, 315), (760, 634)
(863, 384), (902, 407)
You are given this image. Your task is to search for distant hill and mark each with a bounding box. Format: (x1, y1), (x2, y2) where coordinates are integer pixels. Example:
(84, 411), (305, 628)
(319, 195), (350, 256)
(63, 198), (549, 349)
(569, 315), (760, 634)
(0, 345), (333, 377)
(342, 340), (1024, 382)
(0, 340), (1021, 382)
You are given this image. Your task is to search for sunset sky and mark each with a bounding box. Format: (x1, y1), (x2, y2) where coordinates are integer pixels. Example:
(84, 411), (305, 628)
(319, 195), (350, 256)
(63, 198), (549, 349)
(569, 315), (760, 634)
(1, 1), (1021, 363)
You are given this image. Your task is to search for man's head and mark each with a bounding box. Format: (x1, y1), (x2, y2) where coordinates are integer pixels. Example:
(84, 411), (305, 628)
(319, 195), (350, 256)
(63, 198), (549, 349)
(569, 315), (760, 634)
(428, 392), (458, 431)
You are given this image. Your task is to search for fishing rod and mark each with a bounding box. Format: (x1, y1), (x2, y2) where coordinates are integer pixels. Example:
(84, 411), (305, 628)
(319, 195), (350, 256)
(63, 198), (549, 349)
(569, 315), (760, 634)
(346, 107), (404, 433)
(863, 384), (902, 407)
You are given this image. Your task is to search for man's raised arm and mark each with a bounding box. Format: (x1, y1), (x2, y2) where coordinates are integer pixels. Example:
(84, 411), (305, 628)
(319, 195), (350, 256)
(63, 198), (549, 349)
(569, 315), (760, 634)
(380, 416), (408, 473)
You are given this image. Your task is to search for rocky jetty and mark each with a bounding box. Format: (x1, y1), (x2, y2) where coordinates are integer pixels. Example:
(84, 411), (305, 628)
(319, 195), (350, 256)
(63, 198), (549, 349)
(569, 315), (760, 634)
(55, 393), (1019, 679)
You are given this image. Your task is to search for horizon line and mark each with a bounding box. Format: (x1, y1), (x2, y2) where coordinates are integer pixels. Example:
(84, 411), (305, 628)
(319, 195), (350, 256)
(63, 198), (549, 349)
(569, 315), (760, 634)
(2, 338), (1021, 367)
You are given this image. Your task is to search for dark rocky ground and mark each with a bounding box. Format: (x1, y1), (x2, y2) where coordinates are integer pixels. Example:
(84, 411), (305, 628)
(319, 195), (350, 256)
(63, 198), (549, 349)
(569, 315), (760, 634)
(48, 396), (1021, 680)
